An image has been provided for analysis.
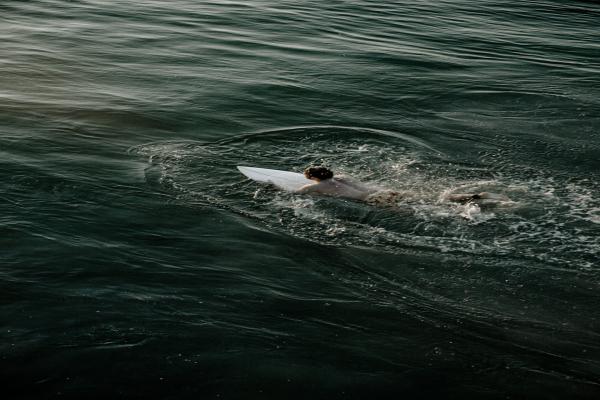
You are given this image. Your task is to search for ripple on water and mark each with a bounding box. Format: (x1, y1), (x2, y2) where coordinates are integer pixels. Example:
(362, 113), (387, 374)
(130, 125), (600, 273)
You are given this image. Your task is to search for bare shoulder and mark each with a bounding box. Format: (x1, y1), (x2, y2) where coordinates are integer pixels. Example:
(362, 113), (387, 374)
(296, 182), (319, 194)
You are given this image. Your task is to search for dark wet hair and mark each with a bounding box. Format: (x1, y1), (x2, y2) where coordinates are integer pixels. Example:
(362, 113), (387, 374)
(304, 166), (333, 181)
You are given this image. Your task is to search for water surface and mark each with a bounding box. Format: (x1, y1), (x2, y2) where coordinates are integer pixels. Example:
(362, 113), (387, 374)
(2, 1), (600, 398)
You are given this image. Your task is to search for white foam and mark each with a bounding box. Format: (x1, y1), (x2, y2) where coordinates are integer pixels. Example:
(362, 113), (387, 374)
(130, 130), (600, 272)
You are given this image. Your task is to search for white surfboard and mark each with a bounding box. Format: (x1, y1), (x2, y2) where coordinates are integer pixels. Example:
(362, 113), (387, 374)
(237, 166), (310, 192)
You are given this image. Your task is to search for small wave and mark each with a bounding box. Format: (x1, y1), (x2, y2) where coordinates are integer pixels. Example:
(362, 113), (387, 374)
(130, 126), (600, 272)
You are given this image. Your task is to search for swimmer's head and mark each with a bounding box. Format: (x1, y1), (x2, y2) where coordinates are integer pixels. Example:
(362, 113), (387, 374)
(304, 166), (333, 181)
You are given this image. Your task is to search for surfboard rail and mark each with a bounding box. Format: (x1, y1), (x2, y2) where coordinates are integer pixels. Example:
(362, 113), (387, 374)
(237, 166), (311, 192)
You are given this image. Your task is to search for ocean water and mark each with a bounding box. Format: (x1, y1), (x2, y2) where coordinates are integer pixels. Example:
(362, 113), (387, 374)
(2, 0), (600, 398)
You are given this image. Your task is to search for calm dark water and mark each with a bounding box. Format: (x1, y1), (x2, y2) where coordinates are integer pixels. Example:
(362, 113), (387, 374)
(2, 0), (600, 398)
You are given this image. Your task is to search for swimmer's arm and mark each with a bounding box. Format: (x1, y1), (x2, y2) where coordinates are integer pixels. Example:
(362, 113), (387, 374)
(446, 192), (510, 203)
(446, 193), (478, 203)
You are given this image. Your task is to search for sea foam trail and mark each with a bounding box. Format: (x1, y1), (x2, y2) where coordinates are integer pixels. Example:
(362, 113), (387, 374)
(131, 126), (600, 272)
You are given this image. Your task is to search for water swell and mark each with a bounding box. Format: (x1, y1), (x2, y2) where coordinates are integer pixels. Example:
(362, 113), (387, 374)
(131, 125), (600, 273)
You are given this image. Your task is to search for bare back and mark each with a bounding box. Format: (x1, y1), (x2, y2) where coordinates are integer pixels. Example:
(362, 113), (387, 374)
(297, 176), (375, 200)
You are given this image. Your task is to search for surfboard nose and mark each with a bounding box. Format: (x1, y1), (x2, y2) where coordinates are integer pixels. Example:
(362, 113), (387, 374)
(236, 166), (311, 192)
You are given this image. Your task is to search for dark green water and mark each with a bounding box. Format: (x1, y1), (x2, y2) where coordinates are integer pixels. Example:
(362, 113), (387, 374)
(2, 1), (600, 398)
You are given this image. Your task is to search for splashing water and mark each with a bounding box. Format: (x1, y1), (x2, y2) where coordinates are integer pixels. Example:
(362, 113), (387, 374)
(131, 126), (600, 272)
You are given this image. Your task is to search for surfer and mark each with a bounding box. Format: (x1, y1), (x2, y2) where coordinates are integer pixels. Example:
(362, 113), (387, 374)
(297, 166), (411, 205)
(296, 166), (509, 205)
(296, 166), (375, 200)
